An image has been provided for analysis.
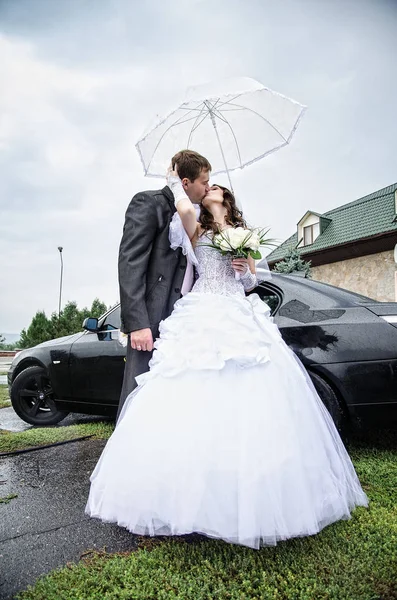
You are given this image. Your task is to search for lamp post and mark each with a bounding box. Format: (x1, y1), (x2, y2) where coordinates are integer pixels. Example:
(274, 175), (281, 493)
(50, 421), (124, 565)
(58, 246), (63, 318)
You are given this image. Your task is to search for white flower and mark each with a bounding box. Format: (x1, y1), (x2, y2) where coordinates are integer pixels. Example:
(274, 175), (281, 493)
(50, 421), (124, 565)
(246, 232), (261, 251)
(231, 227), (249, 248)
(219, 238), (231, 251)
(214, 227), (260, 252)
(211, 225), (273, 258)
(214, 232), (231, 252)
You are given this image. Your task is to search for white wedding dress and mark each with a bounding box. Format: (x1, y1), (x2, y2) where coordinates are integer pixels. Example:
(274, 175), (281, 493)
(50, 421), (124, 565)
(86, 236), (368, 549)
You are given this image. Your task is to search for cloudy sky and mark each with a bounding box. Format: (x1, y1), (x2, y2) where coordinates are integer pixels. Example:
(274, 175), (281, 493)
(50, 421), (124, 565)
(1, 0), (396, 336)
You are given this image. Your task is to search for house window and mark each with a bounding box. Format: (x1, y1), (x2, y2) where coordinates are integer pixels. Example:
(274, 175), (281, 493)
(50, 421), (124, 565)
(303, 222), (320, 246)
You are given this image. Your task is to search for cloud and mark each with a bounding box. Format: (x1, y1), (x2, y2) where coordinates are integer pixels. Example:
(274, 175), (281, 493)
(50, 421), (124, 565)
(0, 0), (396, 333)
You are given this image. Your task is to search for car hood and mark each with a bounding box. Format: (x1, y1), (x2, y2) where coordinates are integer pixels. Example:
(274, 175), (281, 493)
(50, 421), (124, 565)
(365, 303), (397, 328)
(9, 332), (86, 372)
(29, 331), (85, 350)
(365, 302), (397, 316)
(14, 331), (84, 360)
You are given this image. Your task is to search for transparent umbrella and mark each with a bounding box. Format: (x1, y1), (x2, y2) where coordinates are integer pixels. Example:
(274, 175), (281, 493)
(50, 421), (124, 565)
(136, 77), (306, 190)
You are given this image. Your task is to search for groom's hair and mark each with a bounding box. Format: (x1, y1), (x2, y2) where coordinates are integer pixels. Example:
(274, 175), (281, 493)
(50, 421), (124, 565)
(172, 150), (211, 182)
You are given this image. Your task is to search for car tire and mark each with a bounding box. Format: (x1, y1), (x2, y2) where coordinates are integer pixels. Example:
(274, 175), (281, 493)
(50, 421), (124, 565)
(11, 365), (69, 426)
(308, 371), (350, 443)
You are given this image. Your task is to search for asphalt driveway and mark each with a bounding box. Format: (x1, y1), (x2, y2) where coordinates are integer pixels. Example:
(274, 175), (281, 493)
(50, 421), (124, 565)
(0, 438), (138, 600)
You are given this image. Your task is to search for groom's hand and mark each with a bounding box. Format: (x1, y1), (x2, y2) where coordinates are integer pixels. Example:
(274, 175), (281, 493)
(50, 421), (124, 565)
(130, 328), (154, 352)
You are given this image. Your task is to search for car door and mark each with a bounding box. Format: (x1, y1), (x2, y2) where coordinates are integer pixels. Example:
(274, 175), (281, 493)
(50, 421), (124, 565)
(69, 306), (126, 407)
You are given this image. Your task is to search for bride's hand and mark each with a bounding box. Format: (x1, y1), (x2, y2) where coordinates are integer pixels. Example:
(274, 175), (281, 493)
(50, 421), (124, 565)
(166, 162), (180, 185)
(232, 258), (249, 275)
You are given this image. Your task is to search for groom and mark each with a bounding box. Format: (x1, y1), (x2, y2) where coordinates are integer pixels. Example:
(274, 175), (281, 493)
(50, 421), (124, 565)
(117, 150), (211, 418)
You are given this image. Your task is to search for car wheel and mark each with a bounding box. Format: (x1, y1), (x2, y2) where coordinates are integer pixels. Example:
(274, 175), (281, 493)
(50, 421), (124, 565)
(308, 371), (350, 443)
(11, 365), (69, 426)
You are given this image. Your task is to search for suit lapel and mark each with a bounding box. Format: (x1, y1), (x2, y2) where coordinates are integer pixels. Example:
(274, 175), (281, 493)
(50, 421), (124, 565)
(162, 186), (186, 265)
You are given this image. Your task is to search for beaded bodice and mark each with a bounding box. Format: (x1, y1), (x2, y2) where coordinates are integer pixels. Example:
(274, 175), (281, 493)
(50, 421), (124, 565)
(191, 234), (245, 298)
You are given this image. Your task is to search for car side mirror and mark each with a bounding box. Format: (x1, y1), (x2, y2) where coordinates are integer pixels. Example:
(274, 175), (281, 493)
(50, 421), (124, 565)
(83, 317), (100, 332)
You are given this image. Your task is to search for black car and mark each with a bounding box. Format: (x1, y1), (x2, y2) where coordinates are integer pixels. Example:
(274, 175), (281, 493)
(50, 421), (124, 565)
(8, 274), (397, 436)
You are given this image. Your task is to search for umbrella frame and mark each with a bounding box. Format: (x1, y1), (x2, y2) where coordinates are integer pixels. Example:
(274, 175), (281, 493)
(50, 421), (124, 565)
(136, 87), (307, 190)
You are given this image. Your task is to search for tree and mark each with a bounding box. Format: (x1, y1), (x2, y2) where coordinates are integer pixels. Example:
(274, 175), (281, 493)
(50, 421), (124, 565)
(0, 334), (21, 350)
(50, 299), (109, 338)
(19, 311), (54, 349)
(50, 301), (82, 338)
(273, 247), (312, 278)
(89, 298), (108, 318)
(19, 299), (109, 349)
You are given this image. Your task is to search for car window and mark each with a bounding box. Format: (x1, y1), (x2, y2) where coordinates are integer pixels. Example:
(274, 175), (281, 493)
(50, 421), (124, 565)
(102, 306), (121, 330)
(262, 292), (280, 314)
(248, 285), (281, 315)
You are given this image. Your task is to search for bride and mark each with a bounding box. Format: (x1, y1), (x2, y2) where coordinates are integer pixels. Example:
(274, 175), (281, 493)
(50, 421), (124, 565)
(86, 169), (368, 549)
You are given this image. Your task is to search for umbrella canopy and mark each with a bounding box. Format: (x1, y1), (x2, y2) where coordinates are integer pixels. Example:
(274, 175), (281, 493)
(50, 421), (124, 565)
(136, 77), (306, 188)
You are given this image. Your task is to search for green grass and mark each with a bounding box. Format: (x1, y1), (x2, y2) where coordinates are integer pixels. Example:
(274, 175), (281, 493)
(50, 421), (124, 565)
(0, 370), (8, 376)
(0, 421), (114, 453)
(15, 430), (397, 600)
(0, 383), (11, 409)
(0, 493), (18, 504)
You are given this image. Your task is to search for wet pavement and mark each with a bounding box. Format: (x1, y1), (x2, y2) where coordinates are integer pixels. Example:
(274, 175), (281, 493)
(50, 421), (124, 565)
(0, 361), (137, 597)
(0, 408), (32, 433)
(0, 438), (138, 600)
(0, 405), (113, 434)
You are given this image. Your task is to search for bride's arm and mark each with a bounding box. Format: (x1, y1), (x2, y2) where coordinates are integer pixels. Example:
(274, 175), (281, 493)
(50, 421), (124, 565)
(232, 255), (257, 291)
(176, 198), (199, 241)
(242, 256), (258, 292)
(167, 168), (198, 241)
(248, 255), (256, 275)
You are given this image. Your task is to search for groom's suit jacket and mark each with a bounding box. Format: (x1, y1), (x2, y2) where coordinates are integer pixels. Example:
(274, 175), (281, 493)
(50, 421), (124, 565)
(117, 185), (188, 417)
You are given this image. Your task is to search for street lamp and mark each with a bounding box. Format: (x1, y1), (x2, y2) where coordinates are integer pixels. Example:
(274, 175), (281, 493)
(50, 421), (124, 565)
(58, 246), (63, 318)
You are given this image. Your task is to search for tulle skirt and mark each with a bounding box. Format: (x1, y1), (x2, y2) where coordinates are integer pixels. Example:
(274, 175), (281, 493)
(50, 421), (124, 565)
(86, 292), (368, 549)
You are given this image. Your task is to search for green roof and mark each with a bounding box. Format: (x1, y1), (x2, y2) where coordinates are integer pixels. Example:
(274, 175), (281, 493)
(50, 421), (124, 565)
(267, 183), (397, 263)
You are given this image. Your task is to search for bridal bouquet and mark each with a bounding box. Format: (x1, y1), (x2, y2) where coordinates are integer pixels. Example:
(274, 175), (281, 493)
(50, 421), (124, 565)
(205, 227), (276, 279)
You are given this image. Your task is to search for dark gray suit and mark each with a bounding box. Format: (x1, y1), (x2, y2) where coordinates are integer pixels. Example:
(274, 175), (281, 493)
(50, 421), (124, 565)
(117, 186), (187, 418)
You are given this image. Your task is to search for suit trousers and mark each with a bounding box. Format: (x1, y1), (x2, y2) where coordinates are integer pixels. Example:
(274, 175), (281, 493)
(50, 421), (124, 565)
(116, 338), (153, 421)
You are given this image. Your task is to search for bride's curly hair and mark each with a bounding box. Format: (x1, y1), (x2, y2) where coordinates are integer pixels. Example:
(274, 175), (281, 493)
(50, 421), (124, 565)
(199, 185), (246, 237)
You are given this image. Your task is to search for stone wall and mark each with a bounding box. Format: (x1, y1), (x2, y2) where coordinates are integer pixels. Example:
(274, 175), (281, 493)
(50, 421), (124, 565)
(310, 250), (396, 301)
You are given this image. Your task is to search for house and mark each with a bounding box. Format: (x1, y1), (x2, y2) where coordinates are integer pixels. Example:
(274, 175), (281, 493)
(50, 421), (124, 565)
(265, 183), (397, 301)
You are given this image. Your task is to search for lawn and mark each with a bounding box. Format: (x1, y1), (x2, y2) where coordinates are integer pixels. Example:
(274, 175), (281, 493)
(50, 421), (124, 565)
(0, 383), (11, 409)
(14, 429), (397, 600)
(0, 382), (113, 452)
(0, 420), (114, 453)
